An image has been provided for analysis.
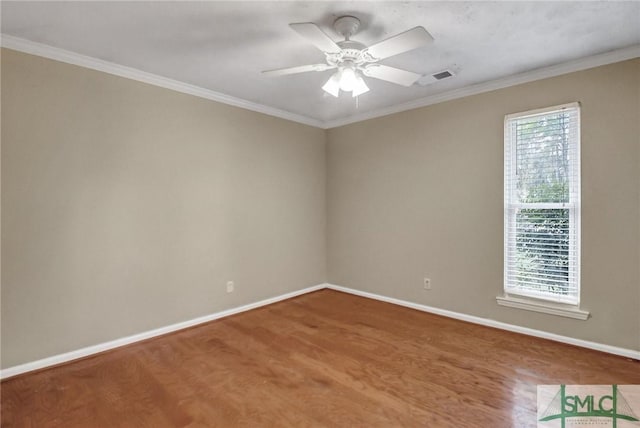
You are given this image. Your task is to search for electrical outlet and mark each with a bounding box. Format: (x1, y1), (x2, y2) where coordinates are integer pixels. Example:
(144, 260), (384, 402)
(423, 278), (431, 290)
(226, 281), (234, 293)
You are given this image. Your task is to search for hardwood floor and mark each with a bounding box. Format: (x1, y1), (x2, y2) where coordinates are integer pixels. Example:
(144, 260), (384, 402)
(2, 289), (639, 427)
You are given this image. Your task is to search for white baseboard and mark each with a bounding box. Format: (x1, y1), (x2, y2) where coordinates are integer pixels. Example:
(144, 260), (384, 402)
(326, 284), (640, 361)
(0, 283), (328, 380)
(3, 282), (637, 379)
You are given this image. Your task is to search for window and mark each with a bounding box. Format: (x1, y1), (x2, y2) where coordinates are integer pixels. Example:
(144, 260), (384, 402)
(501, 103), (582, 312)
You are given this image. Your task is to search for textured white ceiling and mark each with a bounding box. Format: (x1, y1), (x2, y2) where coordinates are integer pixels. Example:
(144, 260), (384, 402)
(2, 1), (639, 125)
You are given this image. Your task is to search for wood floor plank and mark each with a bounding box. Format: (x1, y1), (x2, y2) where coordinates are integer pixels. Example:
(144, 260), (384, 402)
(2, 289), (639, 427)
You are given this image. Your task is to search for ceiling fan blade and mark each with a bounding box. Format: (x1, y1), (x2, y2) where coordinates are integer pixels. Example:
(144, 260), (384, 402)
(289, 23), (342, 54)
(364, 27), (433, 60)
(362, 64), (422, 87)
(262, 64), (335, 77)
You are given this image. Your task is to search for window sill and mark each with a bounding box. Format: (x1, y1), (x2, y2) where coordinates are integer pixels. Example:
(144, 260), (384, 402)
(496, 295), (589, 320)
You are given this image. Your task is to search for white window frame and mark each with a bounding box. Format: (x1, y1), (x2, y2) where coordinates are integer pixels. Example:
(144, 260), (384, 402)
(497, 102), (588, 320)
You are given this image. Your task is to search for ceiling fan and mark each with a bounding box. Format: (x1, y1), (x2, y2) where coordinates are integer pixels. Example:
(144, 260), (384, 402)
(262, 16), (434, 97)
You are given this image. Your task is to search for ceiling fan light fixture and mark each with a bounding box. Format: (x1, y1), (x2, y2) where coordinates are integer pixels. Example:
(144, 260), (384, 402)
(322, 72), (341, 97)
(352, 74), (369, 97)
(338, 66), (357, 92)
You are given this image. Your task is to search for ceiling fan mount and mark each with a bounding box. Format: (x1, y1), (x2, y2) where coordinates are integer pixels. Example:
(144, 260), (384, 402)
(333, 15), (361, 40)
(263, 15), (437, 98)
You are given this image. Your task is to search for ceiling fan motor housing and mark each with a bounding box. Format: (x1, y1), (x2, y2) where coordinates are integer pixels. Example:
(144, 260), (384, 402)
(328, 16), (379, 68)
(326, 39), (371, 69)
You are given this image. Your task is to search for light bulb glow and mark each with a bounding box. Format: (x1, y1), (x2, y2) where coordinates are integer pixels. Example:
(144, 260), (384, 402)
(352, 75), (370, 97)
(322, 67), (369, 97)
(322, 72), (340, 97)
(339, 67), (357, 92)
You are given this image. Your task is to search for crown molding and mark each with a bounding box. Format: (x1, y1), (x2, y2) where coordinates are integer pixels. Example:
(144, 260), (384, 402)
(0, 34), (325, 129)
(323, 44), (640, 129)
(2, 34), (638, 130)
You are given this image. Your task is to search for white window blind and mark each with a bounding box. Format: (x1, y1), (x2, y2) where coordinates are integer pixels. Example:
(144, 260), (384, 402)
(504, 103), (580, 305)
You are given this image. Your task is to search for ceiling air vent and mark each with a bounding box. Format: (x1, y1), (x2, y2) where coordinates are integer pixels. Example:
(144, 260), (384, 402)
(433, 70), (453, 80)
(417, 68), (457, 86)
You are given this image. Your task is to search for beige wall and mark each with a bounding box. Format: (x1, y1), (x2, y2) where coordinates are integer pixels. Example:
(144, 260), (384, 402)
(1, 49), (327, 368)
(2, 48), (639, 370)
(327, 59), (640, 351)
